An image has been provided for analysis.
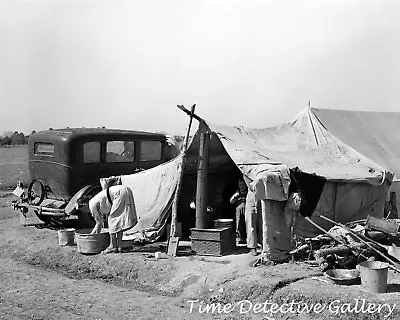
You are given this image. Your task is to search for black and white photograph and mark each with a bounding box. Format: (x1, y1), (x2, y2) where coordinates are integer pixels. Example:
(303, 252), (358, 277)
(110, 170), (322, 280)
(1, 1), (400, 319)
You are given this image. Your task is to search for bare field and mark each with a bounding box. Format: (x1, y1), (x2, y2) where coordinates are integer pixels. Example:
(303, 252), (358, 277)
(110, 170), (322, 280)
(1, 146), (400, 319)
(0, 145), (29, 190)
(1, 192), (400, 319)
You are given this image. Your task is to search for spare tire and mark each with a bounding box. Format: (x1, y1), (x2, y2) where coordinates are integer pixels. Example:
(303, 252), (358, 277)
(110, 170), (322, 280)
(27, 180), (45, 205)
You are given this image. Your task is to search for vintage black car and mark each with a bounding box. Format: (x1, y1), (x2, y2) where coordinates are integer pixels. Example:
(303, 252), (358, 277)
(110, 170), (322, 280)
(12, 127), (179, 226)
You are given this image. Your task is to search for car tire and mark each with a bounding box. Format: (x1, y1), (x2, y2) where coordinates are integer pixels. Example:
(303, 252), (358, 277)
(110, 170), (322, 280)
(27, 180), (45, 205)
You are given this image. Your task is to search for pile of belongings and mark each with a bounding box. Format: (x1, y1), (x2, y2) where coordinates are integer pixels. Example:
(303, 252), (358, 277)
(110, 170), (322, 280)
(290, 215), (400, 272)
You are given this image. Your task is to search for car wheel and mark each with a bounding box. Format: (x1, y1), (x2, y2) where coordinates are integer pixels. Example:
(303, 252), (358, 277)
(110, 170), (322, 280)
(27, 180), (45, 205)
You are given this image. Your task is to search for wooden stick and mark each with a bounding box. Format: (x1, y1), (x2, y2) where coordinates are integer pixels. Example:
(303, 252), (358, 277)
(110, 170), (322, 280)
(177, 105), (203, 123)
(167, 104), (196, 256)
(304, 216), (347, 245)
(320, 215), (400, 273)
(170, 104), (196, 237)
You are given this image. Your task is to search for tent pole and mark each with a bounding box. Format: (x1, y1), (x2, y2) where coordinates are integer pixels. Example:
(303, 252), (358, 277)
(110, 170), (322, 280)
(167, 104), (196, 256)
(196, 130), (210, 228)
(177, 104), (204, 122)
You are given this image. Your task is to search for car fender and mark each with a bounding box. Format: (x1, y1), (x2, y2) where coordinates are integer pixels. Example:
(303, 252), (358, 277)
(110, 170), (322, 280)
(64, 183), (102, 215)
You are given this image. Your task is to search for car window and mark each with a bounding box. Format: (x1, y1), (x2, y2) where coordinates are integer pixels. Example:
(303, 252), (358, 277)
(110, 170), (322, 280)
(106, 141), (135, 163)
(83, 142), (101, 163)
(141, 141), (162, 161)
(34, 143), (54, 156)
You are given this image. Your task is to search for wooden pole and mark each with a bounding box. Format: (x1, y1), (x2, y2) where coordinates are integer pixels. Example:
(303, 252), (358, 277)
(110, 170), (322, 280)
(196, 130), (210, 228)
(177, 105), (203, 122)
(167, 105), (196, 257)
(304, 216), (346, 245)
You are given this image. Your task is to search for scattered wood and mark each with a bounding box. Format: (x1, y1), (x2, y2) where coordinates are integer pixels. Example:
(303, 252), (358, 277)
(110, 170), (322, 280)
(290, 214), (400, 273)
(304, 216), (347, 245)
(320, 215), (400, 273)
(314, 244), (366, 259)
(365, 230), (387, 241)
(366, 215), (400, 234)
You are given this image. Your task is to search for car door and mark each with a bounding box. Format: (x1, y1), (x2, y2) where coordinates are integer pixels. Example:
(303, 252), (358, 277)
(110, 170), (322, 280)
(81, 140), (104, 186)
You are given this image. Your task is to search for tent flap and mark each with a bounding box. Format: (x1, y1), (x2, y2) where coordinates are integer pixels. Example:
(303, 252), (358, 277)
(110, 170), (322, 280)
(206, 111), (392, 191)
(112, 107), (395, 243)
(121, 155), (182, 239)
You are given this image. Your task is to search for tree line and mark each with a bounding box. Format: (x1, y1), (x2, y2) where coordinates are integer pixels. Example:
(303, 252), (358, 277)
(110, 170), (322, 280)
(0, 130), (185, 147)
(0, 131), (36, 146)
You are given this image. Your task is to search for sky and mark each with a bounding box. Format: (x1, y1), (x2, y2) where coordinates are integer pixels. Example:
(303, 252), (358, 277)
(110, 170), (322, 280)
(0, 0), (399, 136)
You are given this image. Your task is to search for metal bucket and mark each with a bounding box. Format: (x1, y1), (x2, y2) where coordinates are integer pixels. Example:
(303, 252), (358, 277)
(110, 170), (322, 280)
(214, 219), (234, 229)
(75, 228), (110, 254)
(358, 261), (389, 293)
(58, 228), (76, 246)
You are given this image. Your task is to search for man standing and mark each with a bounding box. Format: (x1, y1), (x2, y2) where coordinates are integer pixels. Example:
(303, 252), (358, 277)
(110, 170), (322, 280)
(245, 188), (262, 256)
(230, 177), (248, 244)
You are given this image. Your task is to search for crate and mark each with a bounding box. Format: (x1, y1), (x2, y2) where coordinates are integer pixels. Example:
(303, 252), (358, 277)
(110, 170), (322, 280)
(190, 228), (236, 256)
(191, 227), (231, 241)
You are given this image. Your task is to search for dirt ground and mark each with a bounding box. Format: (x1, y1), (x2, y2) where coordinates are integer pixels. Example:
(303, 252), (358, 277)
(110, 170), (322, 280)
(1, 192), (400, 320)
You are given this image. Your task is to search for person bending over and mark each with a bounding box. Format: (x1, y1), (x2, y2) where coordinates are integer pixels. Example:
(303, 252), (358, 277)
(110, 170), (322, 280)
(89, 184), (138, 254)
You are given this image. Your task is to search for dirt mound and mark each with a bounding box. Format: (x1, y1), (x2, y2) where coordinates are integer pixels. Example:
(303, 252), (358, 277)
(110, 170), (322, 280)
(2, 196), (400, 320)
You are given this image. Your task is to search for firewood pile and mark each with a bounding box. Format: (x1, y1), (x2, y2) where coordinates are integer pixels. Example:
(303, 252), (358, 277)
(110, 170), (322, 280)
(290, 215), (400, 273)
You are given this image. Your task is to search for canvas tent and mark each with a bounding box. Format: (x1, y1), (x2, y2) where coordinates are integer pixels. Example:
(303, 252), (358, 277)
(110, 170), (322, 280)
(305, 107), (400, 210)
(117, 107), (393, 259)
